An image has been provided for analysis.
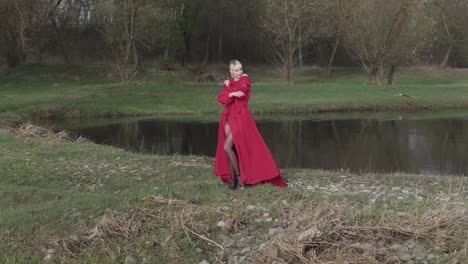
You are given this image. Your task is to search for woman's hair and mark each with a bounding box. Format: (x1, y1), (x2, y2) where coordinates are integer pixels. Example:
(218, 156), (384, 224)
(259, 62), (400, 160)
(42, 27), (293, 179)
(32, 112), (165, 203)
(229, 59), (242, 70)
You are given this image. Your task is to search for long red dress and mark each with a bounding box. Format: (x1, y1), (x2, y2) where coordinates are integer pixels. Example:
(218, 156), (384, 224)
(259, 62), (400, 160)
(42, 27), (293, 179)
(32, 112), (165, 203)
(214, 74), (287, 187)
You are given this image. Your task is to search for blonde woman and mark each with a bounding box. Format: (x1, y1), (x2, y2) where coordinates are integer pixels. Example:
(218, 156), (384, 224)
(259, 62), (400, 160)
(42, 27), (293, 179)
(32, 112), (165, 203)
(214, 60), (287, 189)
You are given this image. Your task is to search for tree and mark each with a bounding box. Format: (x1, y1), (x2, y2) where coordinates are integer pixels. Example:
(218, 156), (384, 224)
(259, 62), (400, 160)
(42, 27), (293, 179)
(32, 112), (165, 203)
(425, 0), (468, 68)
(157, 0), (206, 66)
(259, 0), (330, 83)
(321, 0), (342, 79)
(0, 0), (52, 68)
(339, 0), (416, 85)
(96, 0), (160, 83)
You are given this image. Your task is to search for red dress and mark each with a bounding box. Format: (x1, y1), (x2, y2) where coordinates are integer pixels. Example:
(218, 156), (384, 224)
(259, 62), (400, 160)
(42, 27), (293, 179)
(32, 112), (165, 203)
(214, 74), (287, 187)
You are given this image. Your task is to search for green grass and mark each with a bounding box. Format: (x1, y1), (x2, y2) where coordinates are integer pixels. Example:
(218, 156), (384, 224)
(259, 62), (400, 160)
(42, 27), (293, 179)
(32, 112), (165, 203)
(1, 64), (468, 121)
(0, 131), (465, 262)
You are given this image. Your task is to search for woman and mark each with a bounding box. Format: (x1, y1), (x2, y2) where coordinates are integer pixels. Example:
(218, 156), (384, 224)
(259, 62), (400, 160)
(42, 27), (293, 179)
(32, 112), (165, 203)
(214, 60), (287, 189)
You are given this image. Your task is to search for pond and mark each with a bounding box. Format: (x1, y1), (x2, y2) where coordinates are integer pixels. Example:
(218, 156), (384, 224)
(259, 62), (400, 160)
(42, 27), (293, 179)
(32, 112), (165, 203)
(51, 113), (468, 175)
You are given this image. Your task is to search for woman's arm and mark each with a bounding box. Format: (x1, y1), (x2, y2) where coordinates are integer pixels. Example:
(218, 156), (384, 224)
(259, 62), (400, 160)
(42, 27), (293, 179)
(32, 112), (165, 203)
(216, 82), (234, 105)
(238, 74), (251, 94)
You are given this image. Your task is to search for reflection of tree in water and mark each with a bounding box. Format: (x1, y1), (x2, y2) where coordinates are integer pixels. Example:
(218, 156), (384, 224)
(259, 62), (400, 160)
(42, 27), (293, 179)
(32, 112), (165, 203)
(420, 120), (468, 175)
(280, 120), (302, 167)
(116, 122), (140, 151)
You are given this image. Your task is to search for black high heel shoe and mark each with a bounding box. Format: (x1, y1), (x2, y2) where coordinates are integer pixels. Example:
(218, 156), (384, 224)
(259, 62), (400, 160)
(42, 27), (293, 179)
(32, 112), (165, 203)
(229, 174), (238, 190)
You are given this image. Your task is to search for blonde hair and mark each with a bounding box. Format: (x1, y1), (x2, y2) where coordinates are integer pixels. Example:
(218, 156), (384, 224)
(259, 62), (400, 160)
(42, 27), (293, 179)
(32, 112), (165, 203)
(229, 59), (242, 70)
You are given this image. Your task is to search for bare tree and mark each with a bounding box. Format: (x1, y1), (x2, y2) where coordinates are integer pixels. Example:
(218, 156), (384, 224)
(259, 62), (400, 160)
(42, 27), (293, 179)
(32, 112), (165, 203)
(339, 0), (416, 85)
(259, 0), (330, 83)
(0, 0), (52, 68)
(425, 0), (468, 68)
(322, 0), (341, 79)
(96, 0), (160, 83)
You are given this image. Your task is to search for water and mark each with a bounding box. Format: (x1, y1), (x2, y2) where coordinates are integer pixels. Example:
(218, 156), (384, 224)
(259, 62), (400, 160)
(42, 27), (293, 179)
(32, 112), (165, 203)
(60, 116), (468, 175)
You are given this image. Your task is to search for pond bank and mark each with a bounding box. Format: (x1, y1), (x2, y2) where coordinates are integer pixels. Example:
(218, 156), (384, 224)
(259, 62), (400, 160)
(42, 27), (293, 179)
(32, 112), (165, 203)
(0, 124), (466, 263)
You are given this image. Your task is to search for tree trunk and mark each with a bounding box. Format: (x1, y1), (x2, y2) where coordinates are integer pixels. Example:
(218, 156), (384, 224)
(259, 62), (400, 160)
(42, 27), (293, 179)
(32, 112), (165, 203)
(367, 65), (379, 85)
(164, 47), (169, 59)
(49, 0), (68, 63)
(182, 31), (191, 66)
(386, 64), (396, 85)
(50, 19), (71, 64)
(285, 58), (294, 83)
(298, 22), (303, 68)
(217, 30), (222, 62)
(323, 38), (339, 79)
(6, 50), (20, 68)
(440, 46), (452, 69)
(201, 33), (210, 67)
(6, 31), (21, 68)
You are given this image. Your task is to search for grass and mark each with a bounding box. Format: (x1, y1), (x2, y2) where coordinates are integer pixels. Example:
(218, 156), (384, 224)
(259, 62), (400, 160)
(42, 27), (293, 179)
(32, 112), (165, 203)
(0, 128), (466, 263)
(1, 64), (468, 121)
(1, 64), (468, 262)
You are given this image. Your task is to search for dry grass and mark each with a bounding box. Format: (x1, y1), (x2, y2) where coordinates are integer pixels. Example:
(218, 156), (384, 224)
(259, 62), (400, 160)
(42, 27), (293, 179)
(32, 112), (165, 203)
(41, 195), (467, 263)
(14, 123), (90, 142)
(255, 204), (467, 264)
(46, 196), (238, 263)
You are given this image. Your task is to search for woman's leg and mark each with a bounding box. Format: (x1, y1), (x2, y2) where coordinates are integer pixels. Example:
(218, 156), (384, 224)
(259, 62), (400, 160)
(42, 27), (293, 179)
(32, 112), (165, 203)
(224, 121), (240, 187)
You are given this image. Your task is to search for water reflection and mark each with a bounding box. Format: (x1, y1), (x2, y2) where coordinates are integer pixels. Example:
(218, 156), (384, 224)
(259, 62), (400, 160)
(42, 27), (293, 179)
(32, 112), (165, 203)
(73, 118), (468, 175)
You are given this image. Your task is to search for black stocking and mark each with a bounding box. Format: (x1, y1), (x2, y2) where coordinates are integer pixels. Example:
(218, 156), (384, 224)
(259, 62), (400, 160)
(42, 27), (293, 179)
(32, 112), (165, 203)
(224, 121), (240, 179)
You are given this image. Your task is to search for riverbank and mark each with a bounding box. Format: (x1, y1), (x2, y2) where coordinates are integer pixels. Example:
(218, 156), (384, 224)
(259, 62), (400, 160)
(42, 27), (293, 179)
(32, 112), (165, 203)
(0, 125), (466, 263)
(1, 65), (468, 121)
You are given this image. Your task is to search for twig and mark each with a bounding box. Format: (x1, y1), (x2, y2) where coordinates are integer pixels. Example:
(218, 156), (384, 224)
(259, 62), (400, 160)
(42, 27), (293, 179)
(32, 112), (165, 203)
(394, 93), (419, 99)
(182, 224), (225, 251)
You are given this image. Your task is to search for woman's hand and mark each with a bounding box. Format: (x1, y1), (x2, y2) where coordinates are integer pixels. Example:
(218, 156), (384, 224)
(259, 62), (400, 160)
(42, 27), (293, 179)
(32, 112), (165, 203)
(229, 91), (245, 98)
(224, 80), (230, 86)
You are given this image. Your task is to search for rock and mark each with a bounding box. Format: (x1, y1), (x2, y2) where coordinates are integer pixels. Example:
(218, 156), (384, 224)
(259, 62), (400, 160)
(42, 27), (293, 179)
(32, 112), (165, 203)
(269, 228), (281, 235)
(198, 260), (209, 264)
(239, 236), (253, 244)
(297, 227), (322, 242)
(258, 243), (266, 251)
(399, 253), (412, 261)
(239, 256), (247, 263)
(218, 234), (229, 241)
(246, 205), (256, 210)
(240, 247), (251, 254)
(222, 239), (236, 248)
(125, 255), (138, 264)
(217, 221), (227, 228)
(43, 253), (54, 263)
(196, 248), (203, 253)
(405, 239), (416, 249)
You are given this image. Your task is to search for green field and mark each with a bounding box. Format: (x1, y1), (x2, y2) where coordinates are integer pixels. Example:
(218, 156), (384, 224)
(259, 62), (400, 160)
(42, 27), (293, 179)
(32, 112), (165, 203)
(1, 65), (468, 121)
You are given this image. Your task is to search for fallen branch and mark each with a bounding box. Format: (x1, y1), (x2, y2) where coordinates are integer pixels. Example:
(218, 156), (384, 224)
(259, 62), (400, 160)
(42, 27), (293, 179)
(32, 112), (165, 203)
(182, 223), (225, 251)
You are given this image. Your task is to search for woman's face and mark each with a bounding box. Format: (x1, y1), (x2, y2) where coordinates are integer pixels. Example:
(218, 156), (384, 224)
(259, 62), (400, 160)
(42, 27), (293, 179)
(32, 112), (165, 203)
(230, 67), (243, 79)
